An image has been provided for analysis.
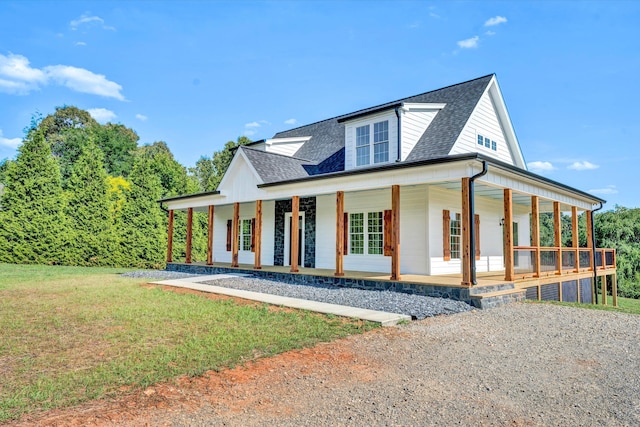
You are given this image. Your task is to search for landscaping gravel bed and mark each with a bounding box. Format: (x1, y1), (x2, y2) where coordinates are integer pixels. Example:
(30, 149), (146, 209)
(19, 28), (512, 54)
(199, 276), (472, 320)
(120, 270), (200, 280)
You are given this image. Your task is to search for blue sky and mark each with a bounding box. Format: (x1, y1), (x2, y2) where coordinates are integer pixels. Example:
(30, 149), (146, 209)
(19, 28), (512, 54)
(0, 1), (638, 209)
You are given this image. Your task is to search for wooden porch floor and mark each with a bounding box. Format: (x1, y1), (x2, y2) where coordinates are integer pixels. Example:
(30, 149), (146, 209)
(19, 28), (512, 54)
(174, 261), (515, 288)
(172, 261), (615, 290)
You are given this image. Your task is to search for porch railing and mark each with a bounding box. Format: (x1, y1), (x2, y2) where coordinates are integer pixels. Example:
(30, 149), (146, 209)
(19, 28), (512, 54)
(512, 246), (616, 279)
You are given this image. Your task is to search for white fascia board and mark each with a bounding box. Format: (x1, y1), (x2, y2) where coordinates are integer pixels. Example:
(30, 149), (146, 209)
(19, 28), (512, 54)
(216, 147), (264, 190)
(401, 103), (446, 111)
(487, 76), (527, 169)
(266, 136), (312, 145)
(259, 161), (474, 200)
(163, 194), (226, 211)
(479, 165), (600, 210)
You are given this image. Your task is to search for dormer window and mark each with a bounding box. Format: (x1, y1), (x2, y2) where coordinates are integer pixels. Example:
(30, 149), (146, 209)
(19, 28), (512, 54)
(356, 120), (389, 166)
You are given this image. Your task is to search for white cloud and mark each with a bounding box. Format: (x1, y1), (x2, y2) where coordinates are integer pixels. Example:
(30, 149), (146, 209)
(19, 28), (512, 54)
(135, 114), (148, 121)
(527, 161), (555, 173)
(75, 41), (87, 46)
(0, 53), (125, 100)
(0, 53), (46, 94)
(429, 12), (441, 19)
(245, 121), (261, 128)
(485, 30), (496, 36)
(88, 108), (116, 124)
(457, 36), (479, 49)
(589, 185), (618, 195)
(485, 16), (507, 27)
(44, 65), (124, 100)
(568, 161), (599, 171)
(284, 118), (297, 125)
(243, 129), (256, 136)
(0, 129), (21, 149)
(70, 14), (115, 31)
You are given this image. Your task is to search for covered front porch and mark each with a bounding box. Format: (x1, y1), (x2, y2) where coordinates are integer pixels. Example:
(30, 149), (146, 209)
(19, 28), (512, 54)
(161, 157), (617, 308)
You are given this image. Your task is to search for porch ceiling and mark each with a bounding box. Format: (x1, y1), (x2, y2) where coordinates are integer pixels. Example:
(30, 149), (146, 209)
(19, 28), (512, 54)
(435, 181), (574, 212)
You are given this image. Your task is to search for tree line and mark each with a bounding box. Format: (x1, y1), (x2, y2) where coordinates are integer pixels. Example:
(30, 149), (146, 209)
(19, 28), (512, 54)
(0, 106), (638, 297)
(0, 106), (249, 269)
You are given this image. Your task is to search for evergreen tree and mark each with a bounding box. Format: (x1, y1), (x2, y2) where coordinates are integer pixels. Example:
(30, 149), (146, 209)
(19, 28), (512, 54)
(0, 128), (68, 264)
(65, 140), (114, 266)
(116, 153), (166, 268)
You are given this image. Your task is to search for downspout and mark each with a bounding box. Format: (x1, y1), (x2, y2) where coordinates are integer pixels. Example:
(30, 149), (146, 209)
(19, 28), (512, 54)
(158, 201), (169, 213)
(591, 202), (603, 304)
(394, 106), (402, 162)
(469, 160), (488, 285)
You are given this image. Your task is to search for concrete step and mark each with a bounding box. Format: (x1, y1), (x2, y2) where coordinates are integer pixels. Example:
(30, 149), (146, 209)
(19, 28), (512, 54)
(469, 282), (516, 296)
(470, 288), (526, 309)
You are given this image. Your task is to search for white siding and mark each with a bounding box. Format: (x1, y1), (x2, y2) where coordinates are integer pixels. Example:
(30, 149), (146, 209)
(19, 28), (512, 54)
(427, 186), (523, 275)
(344, 111), (398, 171)
(450, 90), (516, 165)
(342, 189), (391, 273)
(401, 109), (439, 161)
(315, 194), (336, 270)
(212, 201), (275, 266)
(265, 140), (305, 157)
(399, 186), (429, 274)
(216, 154), (264, 203)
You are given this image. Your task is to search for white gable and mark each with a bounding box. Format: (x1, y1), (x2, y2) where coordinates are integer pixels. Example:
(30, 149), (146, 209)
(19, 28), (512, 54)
(400, 103), (446, 161)
(216, 149), (265, 203)
(262, 136), (311, 157)
(449, 77), (526, 169)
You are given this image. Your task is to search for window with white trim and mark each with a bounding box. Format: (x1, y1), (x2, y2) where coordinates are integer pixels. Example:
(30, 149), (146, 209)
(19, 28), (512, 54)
(350, 211), (384, 255)
(356, 126), (370, 166)
(355, 120), (390, 166)
(450, 212), (461, 259)
(238, 219), (252, 251)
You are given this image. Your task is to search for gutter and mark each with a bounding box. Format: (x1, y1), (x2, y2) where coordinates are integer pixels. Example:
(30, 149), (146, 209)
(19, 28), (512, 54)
(394, 106), (402, 162)
(469, 160), (488, 285)
(158, 201), (169, 213)
(591, 202), (604, 303)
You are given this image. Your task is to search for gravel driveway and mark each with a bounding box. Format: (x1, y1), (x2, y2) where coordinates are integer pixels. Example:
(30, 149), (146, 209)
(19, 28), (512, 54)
(15, 299), (640, 426)
(160, 303), (640, 427)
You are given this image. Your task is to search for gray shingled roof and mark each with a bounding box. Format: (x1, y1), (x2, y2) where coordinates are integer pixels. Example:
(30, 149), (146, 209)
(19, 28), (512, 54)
(241, 74), (494, 183)
(240, 146), (314, 184)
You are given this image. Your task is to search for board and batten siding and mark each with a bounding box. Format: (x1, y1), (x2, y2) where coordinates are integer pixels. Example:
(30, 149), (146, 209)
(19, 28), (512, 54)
(344, 111), (398, 171)
(427, 186), (531, 275)
(449, 89), (516, 165)
(315, 187), (428, 275)
(212, 201), (275, 266)
(400, 109), (440, 161)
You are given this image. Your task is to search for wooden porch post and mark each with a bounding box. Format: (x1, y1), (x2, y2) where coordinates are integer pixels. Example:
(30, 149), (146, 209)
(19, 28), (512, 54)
(231, 202), (239, 267)
(290, 196), (300, 273)
(166, 209), (174, 263)
(586, 210), (593, 271)
(185, 207), (193, 264)
(612, 274), (618, 307)
(254, 200), (262, 269)
(390, 185), (401, 281)
(572, 206), (579, 273)
(531, 196), (540, 277)
(335, 191), (345, 277)
(503, 189), (514, 281)
(553, 201), (562, 275)
(461, 178), (472, 286)
(602, 275), (608, 306)
(206, 205), (214, 265)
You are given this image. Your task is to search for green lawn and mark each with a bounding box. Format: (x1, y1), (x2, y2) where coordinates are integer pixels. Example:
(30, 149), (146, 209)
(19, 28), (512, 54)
(0, 264), (377, 422)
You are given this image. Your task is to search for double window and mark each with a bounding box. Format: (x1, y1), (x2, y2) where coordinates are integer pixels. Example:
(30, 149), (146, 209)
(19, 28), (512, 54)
(349, 212), (384, 255)
(355, 120), (389, 166)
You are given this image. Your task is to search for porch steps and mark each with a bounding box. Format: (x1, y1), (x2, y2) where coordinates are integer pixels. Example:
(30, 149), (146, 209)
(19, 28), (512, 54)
(466, 282), (525, 309)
